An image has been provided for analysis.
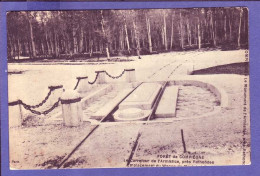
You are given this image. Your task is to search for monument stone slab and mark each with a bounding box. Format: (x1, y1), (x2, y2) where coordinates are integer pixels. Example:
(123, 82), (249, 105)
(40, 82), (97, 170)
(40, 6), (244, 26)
(155, 86), (179, 118)
(119, 82), (162, 110)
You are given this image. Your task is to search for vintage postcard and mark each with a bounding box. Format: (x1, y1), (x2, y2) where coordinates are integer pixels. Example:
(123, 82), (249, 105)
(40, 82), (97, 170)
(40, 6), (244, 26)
(7, 7), (250, 169)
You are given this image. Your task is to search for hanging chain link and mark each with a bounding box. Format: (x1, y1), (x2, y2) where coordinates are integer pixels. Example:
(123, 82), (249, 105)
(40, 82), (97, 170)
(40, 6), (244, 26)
(8, 86), (63, 116)
(104, 70), (126, 79)
(28, 89), (52, 109)
(20, 99), (61, 115)
(9, 86), (63, 109)
(88, 72), (99, 85)
(42, 99), (61, 115)
(74, 76), (89, 90)
(74, 79), (81, 90)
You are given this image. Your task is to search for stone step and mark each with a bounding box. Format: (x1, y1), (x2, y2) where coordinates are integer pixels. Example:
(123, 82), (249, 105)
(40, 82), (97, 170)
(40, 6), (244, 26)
(91, 88), (134, 120)
(119, 83), (162, 110)
(155, 86), (179, 118)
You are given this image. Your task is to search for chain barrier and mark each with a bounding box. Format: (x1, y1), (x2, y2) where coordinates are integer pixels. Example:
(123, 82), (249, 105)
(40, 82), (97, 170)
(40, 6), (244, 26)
(104, 70), (126, 79)
(74, 79), (81, 90)
(88, 72), (99, 85)
(20, 99), (61, 115)
(28, 89), (52, 109)
(75, 69), (131, 87)
(42, 99), (60, 115)
(8, 86), (63, 109)
(74, 76), (89, 90)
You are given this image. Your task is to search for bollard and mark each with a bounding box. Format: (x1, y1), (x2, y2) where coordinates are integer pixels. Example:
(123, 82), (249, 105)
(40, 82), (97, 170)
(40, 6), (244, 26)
(60, 90), (83, 127)
(76, 77), (89, 94)
(48, 85), (63, 107)
(8, 99), (23, 127)
(96, 71), (106, 84)
(125, 69), (136, 83)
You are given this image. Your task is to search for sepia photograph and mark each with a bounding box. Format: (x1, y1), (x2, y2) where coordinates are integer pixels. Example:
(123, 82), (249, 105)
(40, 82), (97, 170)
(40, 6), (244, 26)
(7, 7), (250, 169)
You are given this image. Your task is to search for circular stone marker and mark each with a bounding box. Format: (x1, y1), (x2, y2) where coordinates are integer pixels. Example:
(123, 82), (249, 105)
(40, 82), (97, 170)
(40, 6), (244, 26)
(113, 108), (149, 122)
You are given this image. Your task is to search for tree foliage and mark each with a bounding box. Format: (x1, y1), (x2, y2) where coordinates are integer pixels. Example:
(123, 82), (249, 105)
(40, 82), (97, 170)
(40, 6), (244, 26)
(7, 7), (248, 60)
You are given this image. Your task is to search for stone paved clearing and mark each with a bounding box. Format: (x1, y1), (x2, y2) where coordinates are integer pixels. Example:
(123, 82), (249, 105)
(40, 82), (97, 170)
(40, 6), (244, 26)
(8, 50), (250, 168)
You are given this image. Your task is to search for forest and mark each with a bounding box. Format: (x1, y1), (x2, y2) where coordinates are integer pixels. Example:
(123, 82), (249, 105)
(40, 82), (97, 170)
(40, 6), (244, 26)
(7, 7), (248, 61)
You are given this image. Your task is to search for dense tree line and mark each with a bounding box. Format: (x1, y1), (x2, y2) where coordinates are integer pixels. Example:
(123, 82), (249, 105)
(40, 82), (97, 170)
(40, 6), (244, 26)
(7, 7), (248, 60)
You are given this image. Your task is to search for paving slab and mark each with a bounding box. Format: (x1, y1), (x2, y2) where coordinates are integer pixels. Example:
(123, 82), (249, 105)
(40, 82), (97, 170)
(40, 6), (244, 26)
(91, 88), (134, 120)
(119, 83), (162, 110)
(155, 86), (179, 118)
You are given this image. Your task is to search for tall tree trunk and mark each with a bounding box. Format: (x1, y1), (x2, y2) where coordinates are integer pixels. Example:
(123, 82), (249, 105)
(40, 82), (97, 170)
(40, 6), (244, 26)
(133, 20), (140, 57)
(130, 29), (135, 48)
(100, 10), (110, 59)
(64, 34), (69, 54)
(179, 10), (184, 49)
(197, 17), (201, 49)
(224, 15), (227, 41)
(243, 9), (246, 42)
(88, 30), (93, 57)
(72, 26), (77, 54)
(229, 10), (233, 42)
(13, 39), (17, 59)
(41, 41), (44, 56)
(163, 12), (167, 50)
(146, 14), (152, 53)
(54, 32), (59, 57)
(89, 40), (93, 57)
(27, 13), (36, 58)
(161, 28), (165, 47)
(79, 27), (84, 53)
(186, 19), (192, 46)
(123, 16), (130, 53)
(84, 35), (88, 53)
(17, 38), (20, 60)
(119, 27), (124, 50)
(7, 35), (13, 59)
(27, 39), (32, 58)
(170, 13), (175, 50)
(214, 20), (217, 46)
(94, 38), (98, 52)
(210, 11), (216, 46)
(238, 7), (243, 48)
(44, 27), (51, 55)
(50, 34), (55, 56)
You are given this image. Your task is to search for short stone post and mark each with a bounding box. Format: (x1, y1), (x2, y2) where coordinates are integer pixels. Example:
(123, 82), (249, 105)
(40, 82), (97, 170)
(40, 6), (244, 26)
(125, 69), (136, 83)
(76, 77), (89, 94)
(8, 99), (23, 127)
(96, 71), (106, 84)
(60, 90), (83, 127)
(48, 85), (63, 106)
